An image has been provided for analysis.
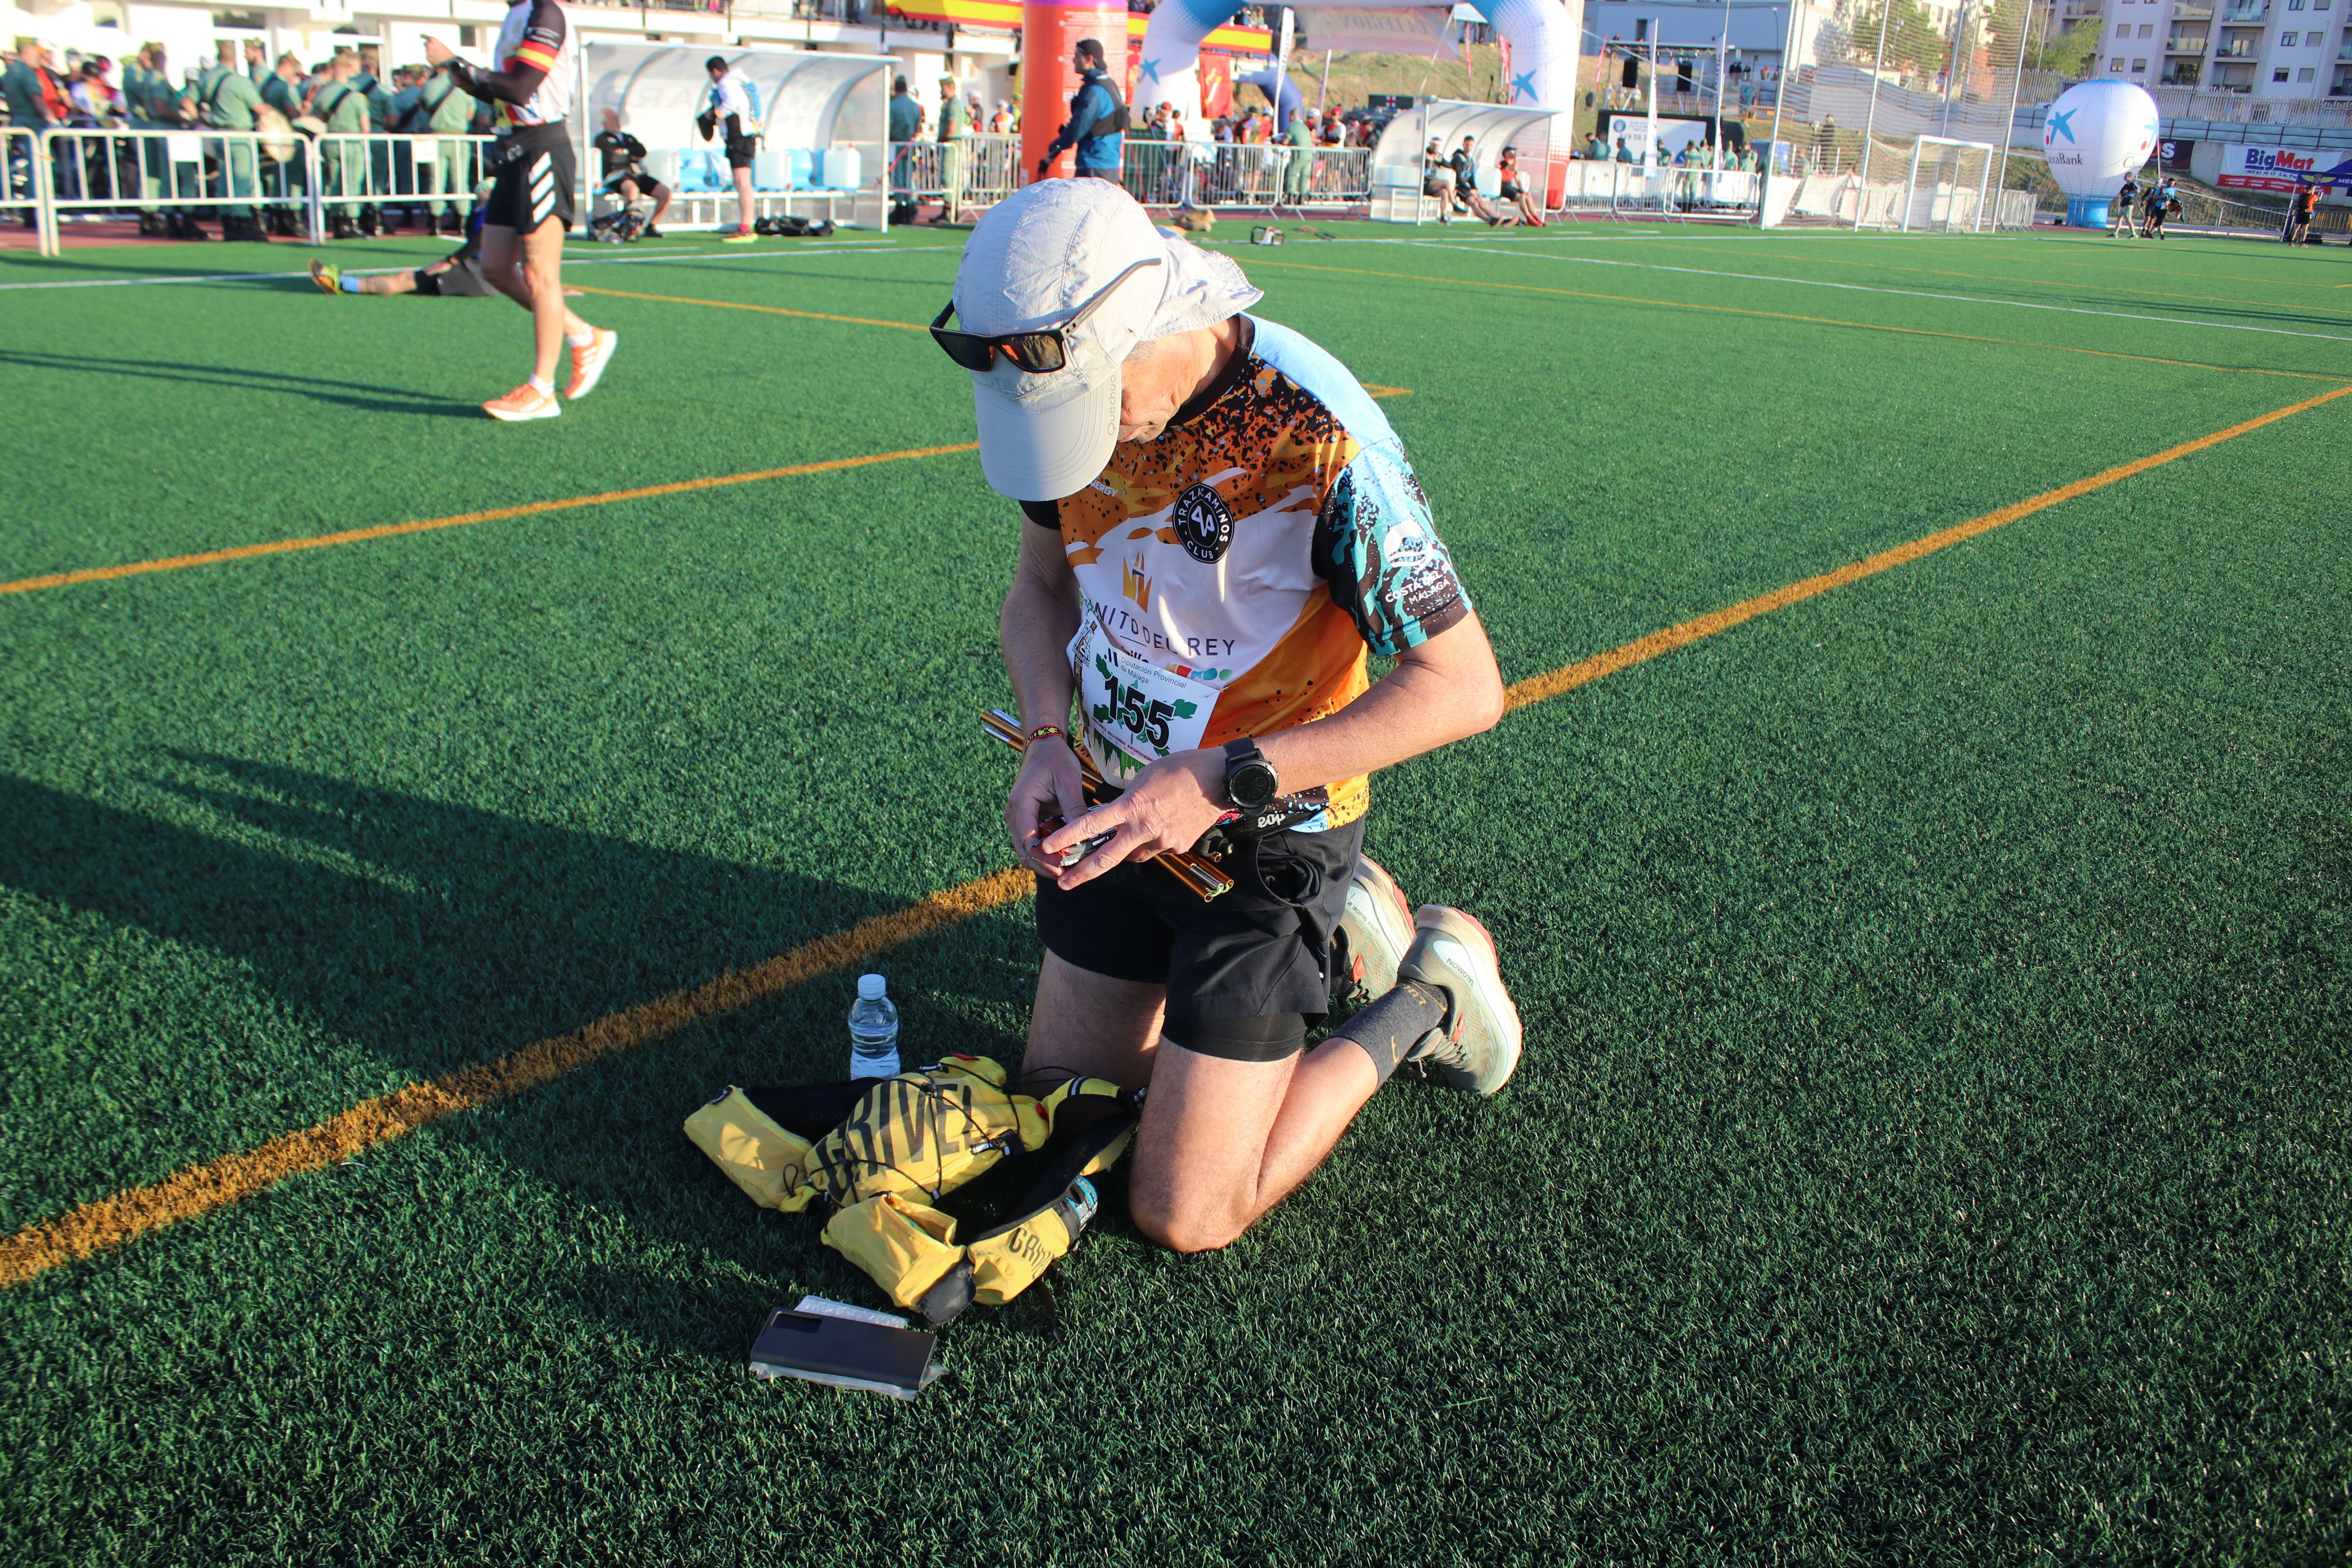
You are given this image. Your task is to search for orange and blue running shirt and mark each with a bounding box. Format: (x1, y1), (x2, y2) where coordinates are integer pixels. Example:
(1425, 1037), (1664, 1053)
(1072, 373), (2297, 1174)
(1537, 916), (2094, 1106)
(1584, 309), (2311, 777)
(490, 0), (573, 127)
(1026, 315), (1469, 830)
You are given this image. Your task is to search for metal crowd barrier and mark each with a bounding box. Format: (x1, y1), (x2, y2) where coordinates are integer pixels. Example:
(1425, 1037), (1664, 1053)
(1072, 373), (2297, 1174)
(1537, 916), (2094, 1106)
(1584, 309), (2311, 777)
(1121, 142), (1370, 210)
(303, 133), (499, 245)
(22, 127), (498, 255)
(886, 136), (1371, 220)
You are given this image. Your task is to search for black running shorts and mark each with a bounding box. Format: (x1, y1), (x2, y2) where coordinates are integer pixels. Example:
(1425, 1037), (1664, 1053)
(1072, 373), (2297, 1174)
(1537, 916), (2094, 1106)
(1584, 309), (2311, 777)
(725, 132), (759, 171)
(1034, 818), (1363, 1062)
(483, 124), (576, 232)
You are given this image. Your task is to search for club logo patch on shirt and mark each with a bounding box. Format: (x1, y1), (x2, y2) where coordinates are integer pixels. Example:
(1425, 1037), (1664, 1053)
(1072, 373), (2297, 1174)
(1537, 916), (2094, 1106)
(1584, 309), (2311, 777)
(1171, 483), (1234, 564)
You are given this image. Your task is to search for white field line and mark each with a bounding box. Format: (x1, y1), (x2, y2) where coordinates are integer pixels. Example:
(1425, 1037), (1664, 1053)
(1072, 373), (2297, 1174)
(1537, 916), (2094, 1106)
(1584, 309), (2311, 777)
(1399, 239), (2352, 345)
(0, 240), (955, 291)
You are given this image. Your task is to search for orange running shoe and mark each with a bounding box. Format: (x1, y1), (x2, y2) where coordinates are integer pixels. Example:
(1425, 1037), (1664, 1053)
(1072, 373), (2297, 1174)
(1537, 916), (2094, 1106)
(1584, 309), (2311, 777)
(483, 382), (561, 422)
(564, 327), (618, 401)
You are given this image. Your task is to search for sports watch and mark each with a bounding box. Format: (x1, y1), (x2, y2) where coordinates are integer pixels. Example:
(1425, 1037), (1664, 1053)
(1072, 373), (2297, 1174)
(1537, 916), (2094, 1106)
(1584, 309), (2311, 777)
(1222, 738), (1279, 811)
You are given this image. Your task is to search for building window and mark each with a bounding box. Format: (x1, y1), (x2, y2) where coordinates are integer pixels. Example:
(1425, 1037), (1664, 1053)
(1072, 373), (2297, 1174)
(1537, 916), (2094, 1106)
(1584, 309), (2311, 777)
(2283, 29), (2298, 40)
(2113, 54), (2129, 67)
(2275, 64), (2291, 75)
(2299, 64), (2316, 74)
(2132, 55), (2149, 67)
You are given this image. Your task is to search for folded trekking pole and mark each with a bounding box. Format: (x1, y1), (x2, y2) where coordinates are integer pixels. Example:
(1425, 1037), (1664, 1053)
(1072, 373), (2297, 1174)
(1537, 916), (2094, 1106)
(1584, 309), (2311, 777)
(981, 708), (1235, 901)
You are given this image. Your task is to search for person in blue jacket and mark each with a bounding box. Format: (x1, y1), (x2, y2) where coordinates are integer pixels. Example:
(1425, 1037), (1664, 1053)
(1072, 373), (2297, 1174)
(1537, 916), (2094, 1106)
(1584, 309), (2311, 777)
(1036, 37), (1124, 181)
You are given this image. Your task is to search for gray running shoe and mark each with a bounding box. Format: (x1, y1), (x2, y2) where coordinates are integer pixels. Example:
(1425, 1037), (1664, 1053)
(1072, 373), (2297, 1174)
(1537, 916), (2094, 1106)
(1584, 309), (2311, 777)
(1332, 853), (1416, 1010)
(1397, 905), (1523, 1095)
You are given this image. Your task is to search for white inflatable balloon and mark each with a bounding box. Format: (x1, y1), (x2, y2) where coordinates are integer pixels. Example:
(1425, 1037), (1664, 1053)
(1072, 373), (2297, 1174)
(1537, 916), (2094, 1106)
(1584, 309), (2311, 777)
(2042, 80), (2160, 226)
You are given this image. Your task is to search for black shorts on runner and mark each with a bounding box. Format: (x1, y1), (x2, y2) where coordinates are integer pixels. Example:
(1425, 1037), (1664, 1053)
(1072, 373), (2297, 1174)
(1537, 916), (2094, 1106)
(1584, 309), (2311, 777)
(725, 132), (759, 171)
(1034, 818), (1364, 1062)
(483, 124), (576, 232)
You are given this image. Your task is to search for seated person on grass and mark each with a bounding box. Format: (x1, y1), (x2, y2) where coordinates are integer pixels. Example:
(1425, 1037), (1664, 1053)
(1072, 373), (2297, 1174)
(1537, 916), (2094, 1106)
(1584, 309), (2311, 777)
(936, 180), (1524, 1254)
(306, 200), (577, 298)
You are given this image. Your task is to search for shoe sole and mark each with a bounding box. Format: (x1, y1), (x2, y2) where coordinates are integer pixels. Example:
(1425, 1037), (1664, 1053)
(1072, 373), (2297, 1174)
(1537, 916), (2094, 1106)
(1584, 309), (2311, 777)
(564, 329), (617, 401)
(1403, 905), (1523, 1095)
(1334, 853), (1416, 1005)
(484, 398), (561, 423)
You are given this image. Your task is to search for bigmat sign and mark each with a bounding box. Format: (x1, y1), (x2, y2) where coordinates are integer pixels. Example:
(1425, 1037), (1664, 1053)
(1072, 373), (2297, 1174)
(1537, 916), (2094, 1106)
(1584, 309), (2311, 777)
(2217, 144), (2352, 194)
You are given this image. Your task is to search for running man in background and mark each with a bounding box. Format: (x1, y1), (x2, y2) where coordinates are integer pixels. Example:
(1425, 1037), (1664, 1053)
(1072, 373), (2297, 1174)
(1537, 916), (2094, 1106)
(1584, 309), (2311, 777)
(701, 54), (760, 243)
(424, 0), (618, 421)
(2141, 174), (2176, 239)
(2111, 174), (2139, 238)
(594, 105), (670, 235)
(939, 180), (1522, 1255)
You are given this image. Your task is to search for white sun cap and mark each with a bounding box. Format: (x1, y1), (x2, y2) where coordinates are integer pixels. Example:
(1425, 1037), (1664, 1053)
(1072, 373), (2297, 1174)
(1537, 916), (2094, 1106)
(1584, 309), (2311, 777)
(951, 179), (1261, 503)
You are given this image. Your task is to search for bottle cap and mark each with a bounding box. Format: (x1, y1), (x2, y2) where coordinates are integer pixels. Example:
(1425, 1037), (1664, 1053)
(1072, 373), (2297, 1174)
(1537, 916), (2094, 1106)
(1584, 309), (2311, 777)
(857, 973), (887, 1000)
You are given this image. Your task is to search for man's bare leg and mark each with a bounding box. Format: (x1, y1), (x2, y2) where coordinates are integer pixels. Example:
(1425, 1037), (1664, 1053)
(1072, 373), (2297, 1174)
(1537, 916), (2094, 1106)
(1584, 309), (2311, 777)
(1020, 951), (1382, 1254)
(732, 164), (756, 232)
(1127, 1038), (1377, 1254)
(478, 221), (592, 384)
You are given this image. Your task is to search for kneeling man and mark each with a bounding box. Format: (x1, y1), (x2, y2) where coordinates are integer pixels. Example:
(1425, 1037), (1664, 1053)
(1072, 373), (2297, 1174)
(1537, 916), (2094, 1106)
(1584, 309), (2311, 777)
(936, 180), (1522, 1254)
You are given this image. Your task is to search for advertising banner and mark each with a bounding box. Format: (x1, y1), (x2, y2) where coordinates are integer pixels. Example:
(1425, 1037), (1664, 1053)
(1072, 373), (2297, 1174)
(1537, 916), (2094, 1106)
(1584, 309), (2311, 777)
(2216, 143), (2352, 194)
(2159, 137), (2192, 172)
(1293, 5), (1459, 56)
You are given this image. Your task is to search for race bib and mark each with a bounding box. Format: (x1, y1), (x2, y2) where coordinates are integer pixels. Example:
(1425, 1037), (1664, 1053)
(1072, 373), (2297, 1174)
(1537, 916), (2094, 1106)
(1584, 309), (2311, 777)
(1071, 610), (1220, 782)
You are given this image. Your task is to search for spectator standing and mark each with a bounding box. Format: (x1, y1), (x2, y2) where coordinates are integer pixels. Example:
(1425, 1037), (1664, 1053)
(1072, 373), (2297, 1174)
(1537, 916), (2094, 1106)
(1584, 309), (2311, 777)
(888, 72), (919, 214)
(243, 39), (267, 87)
(2287, 182), (2317, 245)
(991, 99), (1014, 134)
(5, 40), (59, 228)
(1281, 98), (1312, 205)
(1614, 136), (1633, 163)
(701, 54), (760, 242)
(306, 53), (370, 238)
(1037, 36), (1123, 182)
(183, 47), (269, 240)
(938, 74), (967, 212)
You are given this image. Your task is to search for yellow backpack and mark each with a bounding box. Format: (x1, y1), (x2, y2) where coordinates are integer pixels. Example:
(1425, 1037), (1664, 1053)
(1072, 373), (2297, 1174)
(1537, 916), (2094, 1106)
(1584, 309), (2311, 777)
(686, 1054), (1138, 1325)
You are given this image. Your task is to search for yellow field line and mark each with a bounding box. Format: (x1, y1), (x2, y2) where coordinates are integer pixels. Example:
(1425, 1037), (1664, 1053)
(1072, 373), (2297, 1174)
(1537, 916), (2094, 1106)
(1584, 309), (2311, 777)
(0, 443), (981, 597)
(1505, 381), (2352, 708)
(564, 284), (929, 330)
(0, 869), (1036, 1289)
(3, 385), (2342, 1291)
(1251, 257), (2352, 385)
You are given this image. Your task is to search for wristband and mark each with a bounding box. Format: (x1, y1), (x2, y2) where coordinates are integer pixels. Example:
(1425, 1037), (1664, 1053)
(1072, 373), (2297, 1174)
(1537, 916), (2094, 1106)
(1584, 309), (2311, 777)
(1026, 724), (1065, 744)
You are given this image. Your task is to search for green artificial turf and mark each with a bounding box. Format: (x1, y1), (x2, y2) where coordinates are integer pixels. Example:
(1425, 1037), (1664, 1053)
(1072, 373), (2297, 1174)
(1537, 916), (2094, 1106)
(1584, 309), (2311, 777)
(0, 221), (2346, 1563)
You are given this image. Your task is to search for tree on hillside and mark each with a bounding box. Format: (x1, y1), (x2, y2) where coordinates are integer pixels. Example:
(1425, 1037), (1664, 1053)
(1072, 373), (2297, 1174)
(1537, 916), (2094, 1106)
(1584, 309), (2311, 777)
(2038, 19), (2102, 79)
(1845, 0), (1950, 83)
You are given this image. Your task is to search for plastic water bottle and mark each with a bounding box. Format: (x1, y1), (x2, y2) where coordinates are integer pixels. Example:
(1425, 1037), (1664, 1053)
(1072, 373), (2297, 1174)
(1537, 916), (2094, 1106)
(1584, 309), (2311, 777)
(848, 973), (900, 1080)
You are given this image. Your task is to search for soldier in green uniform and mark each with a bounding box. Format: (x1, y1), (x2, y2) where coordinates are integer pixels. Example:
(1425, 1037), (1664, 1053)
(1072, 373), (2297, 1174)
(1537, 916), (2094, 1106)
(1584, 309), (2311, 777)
(306, 53), (370, 238)
(356, 48), (394, 231)
(184, 50), (269, 240)
(419, 60), (474, 233)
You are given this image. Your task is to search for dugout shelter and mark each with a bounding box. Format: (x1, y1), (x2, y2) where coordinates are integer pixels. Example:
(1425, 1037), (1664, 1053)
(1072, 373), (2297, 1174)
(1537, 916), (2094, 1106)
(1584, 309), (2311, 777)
(1367, 98), (1559, 224)
(583, 45), (891, 231)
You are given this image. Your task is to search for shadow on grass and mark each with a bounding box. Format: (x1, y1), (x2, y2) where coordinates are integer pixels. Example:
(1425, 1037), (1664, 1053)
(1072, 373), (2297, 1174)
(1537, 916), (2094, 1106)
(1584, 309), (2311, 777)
(0, 753), (1051, 1345)
(0, 349), (460, 413)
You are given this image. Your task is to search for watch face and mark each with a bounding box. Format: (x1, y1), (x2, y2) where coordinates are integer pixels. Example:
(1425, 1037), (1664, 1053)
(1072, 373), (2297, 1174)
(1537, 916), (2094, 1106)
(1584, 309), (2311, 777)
(1229, 759), (1279, 809)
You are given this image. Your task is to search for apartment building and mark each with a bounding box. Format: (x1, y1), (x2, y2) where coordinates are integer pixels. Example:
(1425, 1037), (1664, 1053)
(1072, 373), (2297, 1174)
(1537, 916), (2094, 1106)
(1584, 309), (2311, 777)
(2061, 0), (2352, 96)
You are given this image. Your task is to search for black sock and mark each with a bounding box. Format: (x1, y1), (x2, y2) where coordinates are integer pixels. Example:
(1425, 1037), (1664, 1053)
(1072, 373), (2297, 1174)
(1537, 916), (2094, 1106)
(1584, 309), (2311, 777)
(1338, 980), (1453, 1084)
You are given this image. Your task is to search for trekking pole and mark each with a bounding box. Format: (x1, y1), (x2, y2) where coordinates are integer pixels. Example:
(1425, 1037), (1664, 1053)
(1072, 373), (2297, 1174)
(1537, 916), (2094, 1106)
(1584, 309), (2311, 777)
(982, 709), (1236, 900)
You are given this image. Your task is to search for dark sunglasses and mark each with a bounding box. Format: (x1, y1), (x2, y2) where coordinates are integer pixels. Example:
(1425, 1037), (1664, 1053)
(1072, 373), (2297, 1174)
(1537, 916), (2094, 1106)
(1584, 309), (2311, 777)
(930, 256), (1162, 374)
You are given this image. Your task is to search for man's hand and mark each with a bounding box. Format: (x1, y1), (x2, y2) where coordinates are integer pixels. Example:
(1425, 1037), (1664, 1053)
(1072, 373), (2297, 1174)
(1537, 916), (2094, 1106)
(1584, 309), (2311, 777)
(1005, 740), (1088, 877)
(421, 34), (454, 66)
(1039, 747), (1225, 891)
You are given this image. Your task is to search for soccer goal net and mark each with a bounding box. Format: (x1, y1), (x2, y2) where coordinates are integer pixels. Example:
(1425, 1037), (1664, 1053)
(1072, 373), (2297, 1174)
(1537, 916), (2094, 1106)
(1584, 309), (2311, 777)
(1893, 136), (1997, 232)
